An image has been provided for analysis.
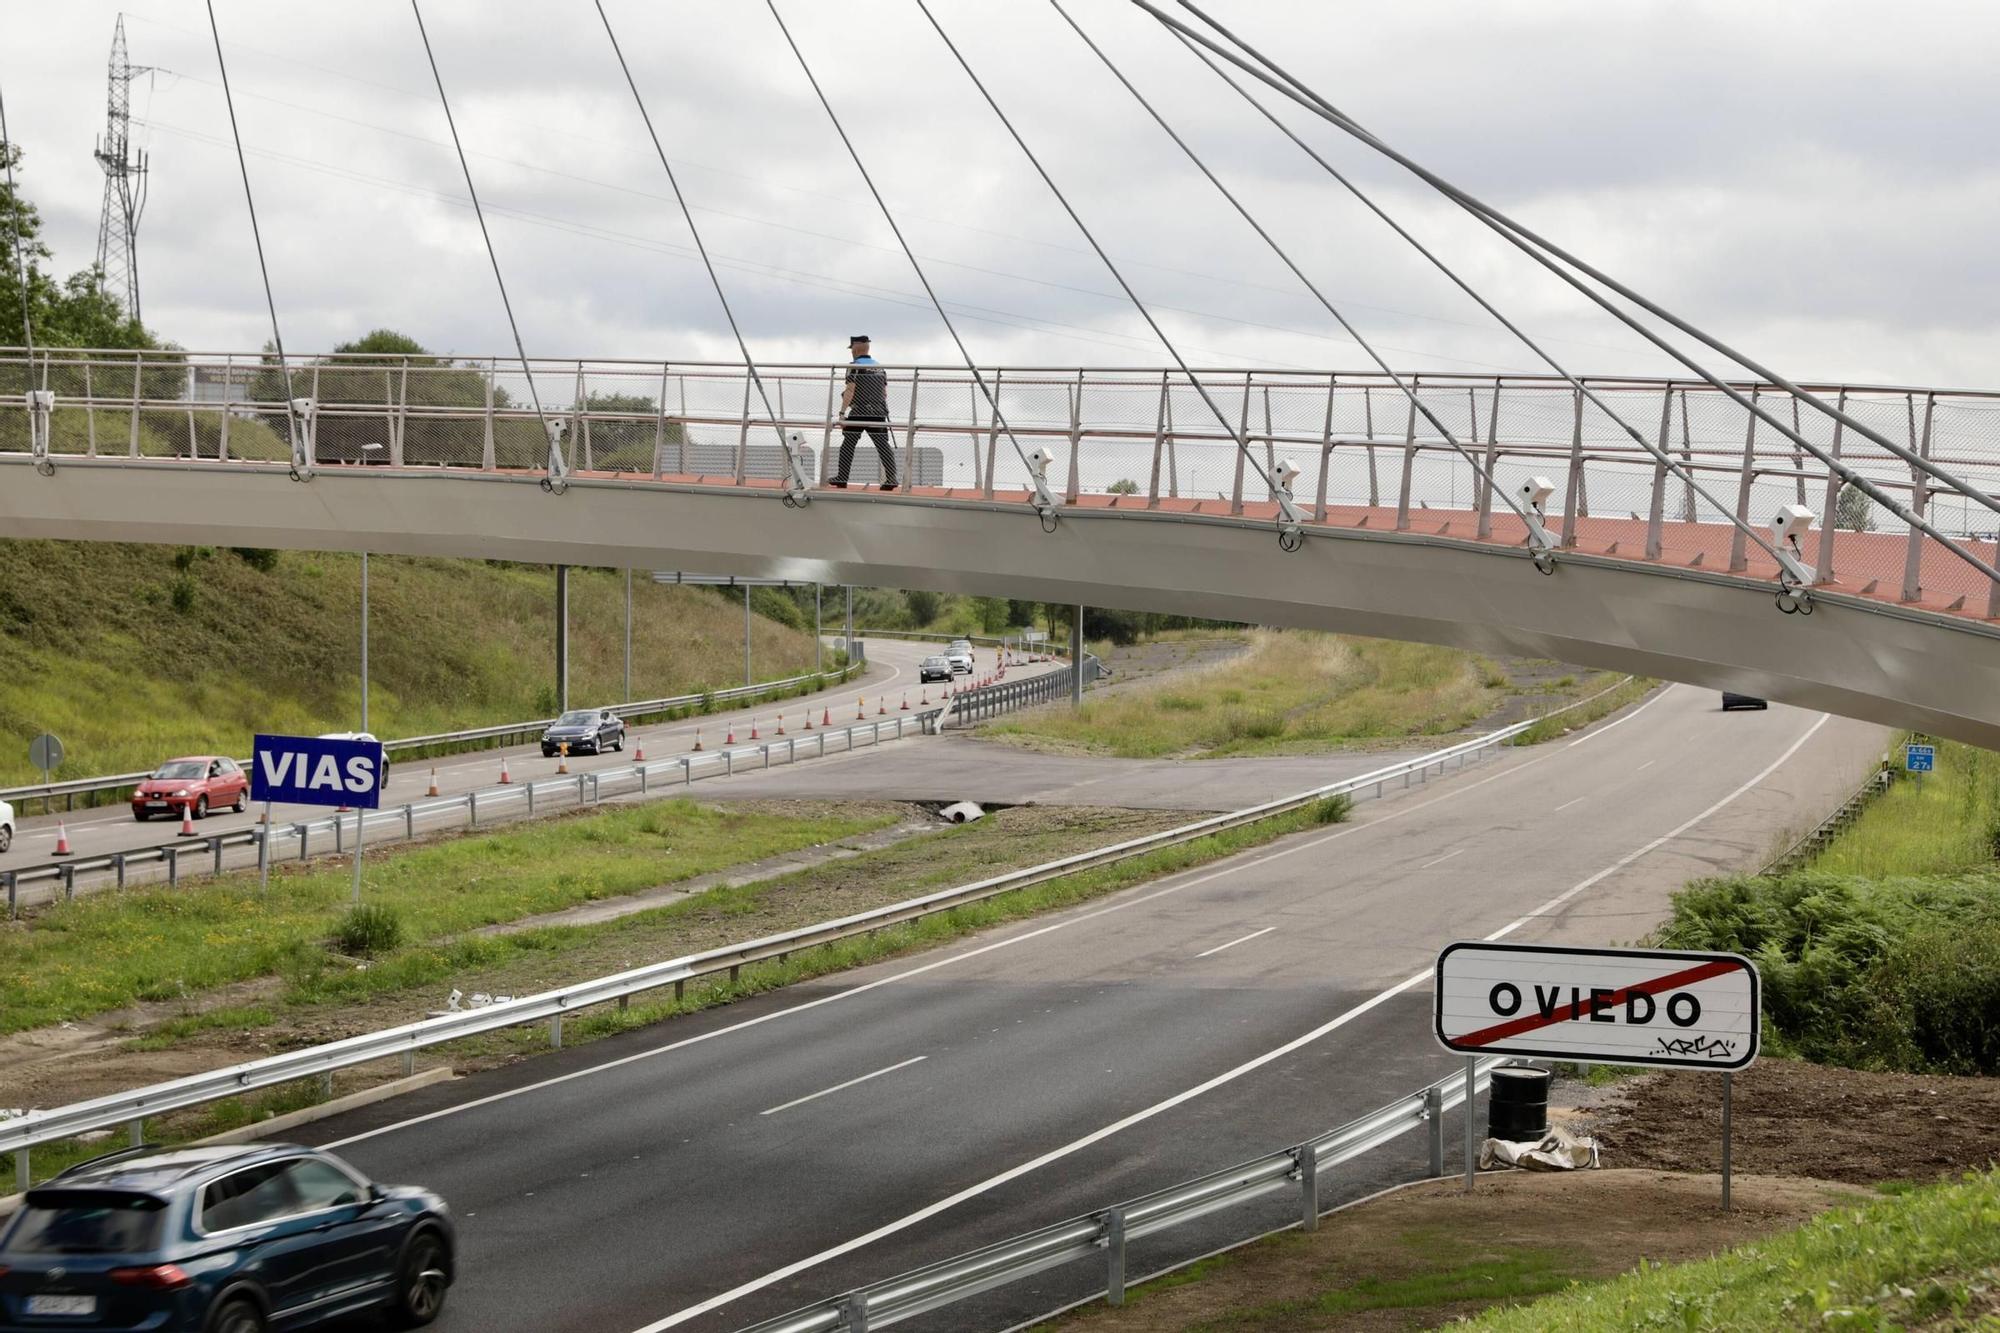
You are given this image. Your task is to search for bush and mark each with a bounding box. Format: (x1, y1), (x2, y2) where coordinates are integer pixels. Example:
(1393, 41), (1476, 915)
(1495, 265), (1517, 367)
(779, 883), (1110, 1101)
(1309, 792), (1352, 825)
(332, 903), (404, 957)
(231, 547), (280, 573)
(168, 575), (198, 616)
(904, 589), (941, 626)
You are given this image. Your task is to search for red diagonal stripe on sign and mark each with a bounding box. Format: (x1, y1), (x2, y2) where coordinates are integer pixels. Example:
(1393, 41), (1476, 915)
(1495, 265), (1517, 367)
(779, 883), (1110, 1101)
(1451, 958), (1743, 1049)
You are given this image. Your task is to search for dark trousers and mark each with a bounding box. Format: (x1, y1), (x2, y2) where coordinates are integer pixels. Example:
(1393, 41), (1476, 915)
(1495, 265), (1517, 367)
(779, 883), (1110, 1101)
(834, 414), (897, 485)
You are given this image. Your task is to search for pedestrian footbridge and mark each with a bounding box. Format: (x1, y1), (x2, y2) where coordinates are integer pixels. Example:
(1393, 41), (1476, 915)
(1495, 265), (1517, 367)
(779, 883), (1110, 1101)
(6, 352), (2000, 747)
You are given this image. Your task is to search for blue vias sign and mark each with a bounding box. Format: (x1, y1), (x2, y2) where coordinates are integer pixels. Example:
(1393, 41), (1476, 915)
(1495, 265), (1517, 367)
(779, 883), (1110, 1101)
(252, 733), (387, 810)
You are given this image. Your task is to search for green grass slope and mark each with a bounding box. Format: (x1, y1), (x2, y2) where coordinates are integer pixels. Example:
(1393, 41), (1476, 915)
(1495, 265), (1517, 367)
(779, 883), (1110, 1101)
(0, 541), (821, 784)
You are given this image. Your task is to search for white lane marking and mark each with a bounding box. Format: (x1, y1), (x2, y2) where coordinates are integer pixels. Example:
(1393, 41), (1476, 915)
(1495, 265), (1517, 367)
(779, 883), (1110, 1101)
(628, 709), (1828, 1332)
(1636, 759), (1656, 772)
(1564, 682), (1672, 748)
(1418, 848), (1464, 870)
(322, 729), (1567, 1151)
(1194, 926), (1275, 959)
(760, 1056), (928, 1117)
(1553, 797), (1584, 812)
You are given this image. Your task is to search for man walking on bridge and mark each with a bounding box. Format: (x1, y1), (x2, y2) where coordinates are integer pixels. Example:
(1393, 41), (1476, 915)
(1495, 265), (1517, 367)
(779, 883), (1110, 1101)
(829, 334), (898, 491)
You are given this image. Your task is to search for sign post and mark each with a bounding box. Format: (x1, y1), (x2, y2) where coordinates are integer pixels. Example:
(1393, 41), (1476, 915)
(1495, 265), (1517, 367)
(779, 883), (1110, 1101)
(28, 733), (64, 790)
(1435, 942), (1759, 1208)
(1904, 742), (1935, 776)
(252, 734), (386, 904)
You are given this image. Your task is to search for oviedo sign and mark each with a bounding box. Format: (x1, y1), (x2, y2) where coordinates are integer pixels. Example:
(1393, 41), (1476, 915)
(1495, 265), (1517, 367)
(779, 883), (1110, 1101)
(251, 733), (387, 811)
(1433, 942), (1759, 1071)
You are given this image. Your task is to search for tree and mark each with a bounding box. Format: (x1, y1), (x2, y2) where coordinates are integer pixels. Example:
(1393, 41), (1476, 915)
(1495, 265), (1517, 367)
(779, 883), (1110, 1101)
(904, 589), (941, 625)
(1835, 482), (1874, 532)
(249, 328), (501, 465)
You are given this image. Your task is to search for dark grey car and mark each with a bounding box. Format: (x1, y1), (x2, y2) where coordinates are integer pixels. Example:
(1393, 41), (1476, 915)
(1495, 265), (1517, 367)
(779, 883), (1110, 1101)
(541, 708), (626, 757)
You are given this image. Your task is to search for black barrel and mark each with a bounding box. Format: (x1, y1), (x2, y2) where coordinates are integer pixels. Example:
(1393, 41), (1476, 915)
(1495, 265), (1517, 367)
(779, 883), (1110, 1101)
(1487, 1064), (1551, 1141)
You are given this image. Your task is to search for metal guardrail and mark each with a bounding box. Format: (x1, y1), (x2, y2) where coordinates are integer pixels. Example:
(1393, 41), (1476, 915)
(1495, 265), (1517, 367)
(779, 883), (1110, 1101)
(1763, 763), (1896, 875)
(3, 706), (930, 918)
(945, 657), (1102, 724)
(0, 662), (865, 813)
(736, 1059), (1506, 1333)
(0, 710), (1562, 1168)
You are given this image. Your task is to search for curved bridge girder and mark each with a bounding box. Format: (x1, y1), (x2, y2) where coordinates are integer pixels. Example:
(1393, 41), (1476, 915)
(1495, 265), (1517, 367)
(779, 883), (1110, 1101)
(7, 457), (2000, 748)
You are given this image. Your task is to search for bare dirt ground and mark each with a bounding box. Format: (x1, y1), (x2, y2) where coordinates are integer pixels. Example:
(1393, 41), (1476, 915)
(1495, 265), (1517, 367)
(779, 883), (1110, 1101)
(1089, 636), (1251, 696)
(1039, 1059), (2000, 1332)
(1564, 1057), (2000, 1186)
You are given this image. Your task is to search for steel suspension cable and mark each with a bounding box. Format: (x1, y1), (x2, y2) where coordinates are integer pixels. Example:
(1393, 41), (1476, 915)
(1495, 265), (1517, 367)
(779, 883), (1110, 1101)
(1170, 0), (2000, 527)
(409, 0), (563, 490)
(205, 0), (300, 464)
(1150, 19), (1802, 581)
(913, 0), (1307, 544)
(1052, 0), (1564, 555)
(762, 0), (1058, 519)
(590, 0), (811, 505)
(1134, 0), (2000, 587)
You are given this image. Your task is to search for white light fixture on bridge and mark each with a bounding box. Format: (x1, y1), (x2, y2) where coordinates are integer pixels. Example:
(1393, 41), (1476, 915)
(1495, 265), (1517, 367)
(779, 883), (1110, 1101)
(542, 417), (571, 494)
(1515, 475), (1559, 559)
(288, 397), (317, 482)
(1769, 503), (1816, 587)
(27, 389), (56, 475)
(1274, 458), (1301, 497)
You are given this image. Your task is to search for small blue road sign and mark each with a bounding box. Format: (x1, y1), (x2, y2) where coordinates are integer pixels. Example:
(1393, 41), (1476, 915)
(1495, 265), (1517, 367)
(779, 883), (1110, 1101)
(1905, 743), (1936, 773)
(251, 733), (386, 809)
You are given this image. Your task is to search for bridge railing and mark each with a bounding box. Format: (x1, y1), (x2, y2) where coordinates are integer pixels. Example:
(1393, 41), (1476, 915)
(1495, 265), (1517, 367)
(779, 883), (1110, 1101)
(6, 352), (1998, 616)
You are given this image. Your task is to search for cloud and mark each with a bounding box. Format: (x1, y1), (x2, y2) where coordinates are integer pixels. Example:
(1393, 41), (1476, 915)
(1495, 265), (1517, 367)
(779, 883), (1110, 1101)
(5, 0), (1996, 388)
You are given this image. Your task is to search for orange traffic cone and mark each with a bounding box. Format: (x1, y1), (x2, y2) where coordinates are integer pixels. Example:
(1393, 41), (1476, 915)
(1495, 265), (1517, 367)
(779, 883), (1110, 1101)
(775, 714), (786, 735)
(821, 706), (832, 727)
(634, 742), (645, 762)
(557, 743), (570, 775)
(921, 687), (930, 705)
(877, 698), (888, 715)
(725, 723), (737, 745)
(53, 822), (72, 856)
(856, 697), (867, 720)
(750, 717), (760, 741)
(900, 693), (909, 711)
(693, 729), (704, 752)
(804, 710), (815, 731)
(177, 803), (197, 837)
(499, 755), (513, 785)
(427, 767), (440, 797)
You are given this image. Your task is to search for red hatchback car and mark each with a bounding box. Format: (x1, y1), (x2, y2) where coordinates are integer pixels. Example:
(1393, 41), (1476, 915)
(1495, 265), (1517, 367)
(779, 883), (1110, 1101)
(130, 756), (249, 821)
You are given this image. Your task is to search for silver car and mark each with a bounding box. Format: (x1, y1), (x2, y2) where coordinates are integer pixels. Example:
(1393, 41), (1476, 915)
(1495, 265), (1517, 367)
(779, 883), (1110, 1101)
(945, 640), (975, 674)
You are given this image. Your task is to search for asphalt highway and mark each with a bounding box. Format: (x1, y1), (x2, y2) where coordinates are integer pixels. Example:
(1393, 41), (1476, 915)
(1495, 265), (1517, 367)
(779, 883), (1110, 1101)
(1, 640), (1055, 899)
(287, 686), (1889, 1333)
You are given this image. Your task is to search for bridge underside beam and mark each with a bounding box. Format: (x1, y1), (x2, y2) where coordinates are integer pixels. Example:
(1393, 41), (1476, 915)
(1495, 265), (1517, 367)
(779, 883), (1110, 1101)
(9, 458), (2000, 749)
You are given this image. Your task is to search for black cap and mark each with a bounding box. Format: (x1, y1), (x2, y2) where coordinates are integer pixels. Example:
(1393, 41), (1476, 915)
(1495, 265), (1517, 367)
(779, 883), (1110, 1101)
(849, 334), (871, 343)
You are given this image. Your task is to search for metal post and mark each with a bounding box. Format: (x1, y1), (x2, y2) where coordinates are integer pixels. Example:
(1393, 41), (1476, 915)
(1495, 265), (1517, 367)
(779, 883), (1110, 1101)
(815, 584), (823, 674)
(550, 1014), (563, 1050)
(841, 1292), (870, 1333)
(1425, 1086), (1444, 1177)
(1104, 1208), (1126, 1306)
(1463, 1056), (1477, 1189)
(129, 1119), (143, 1147)
(845, 586), (854, 665)
(1071, 606), (1083, 708)
(1297, 1145), (1319, 1231)
(258, 801), (272, 891)
(1646, 383), (1672, 560)
(555, 565), (570, 713)
(624, 567), (633, 704)
(1721, 1071), (1733, 1212)
(359, 553), (369, 734)
(350, 809), (365, 904)
(14, 1150), (26, 1192)
(1730, 387), (1760, 572)
(743, 586), (753, 688)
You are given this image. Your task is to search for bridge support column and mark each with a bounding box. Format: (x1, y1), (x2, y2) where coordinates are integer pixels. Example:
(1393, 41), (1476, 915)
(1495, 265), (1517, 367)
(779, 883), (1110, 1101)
(556, 565), (570, 713)
(1071, 604), (1084, 709)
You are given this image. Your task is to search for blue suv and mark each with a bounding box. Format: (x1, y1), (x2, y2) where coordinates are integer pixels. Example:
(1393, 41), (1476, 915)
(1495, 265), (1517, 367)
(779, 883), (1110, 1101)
(0, 1143), (453, 1332)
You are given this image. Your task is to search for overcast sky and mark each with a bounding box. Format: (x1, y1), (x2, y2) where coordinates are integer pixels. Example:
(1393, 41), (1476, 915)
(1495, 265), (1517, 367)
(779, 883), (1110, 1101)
(6, 1), (1998, 386)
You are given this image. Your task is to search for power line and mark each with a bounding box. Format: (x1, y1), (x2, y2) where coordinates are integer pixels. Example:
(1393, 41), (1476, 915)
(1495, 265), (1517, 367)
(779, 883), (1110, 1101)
(203, 0), (298, 471)
(408, 0), (563, 489)
(763, 0), (1056, 516)
(593, 0), (820, 503)
(913, 0), (1306, 543)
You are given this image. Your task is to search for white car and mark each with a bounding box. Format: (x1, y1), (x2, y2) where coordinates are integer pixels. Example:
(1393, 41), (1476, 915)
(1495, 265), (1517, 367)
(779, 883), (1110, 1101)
(319, 731), (390, 782)
(0, 797), (13, 853)
(945, 641), (975, 674)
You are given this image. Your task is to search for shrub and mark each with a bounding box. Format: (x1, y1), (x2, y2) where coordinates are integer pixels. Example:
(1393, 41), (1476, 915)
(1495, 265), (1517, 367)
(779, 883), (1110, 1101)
(231, 547), (280, 572)
(1107, 478), (1140, 495)
(1309, 792), (1352, 824)
(332, 903), (404, 957)
(168, 575), (198, 615)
